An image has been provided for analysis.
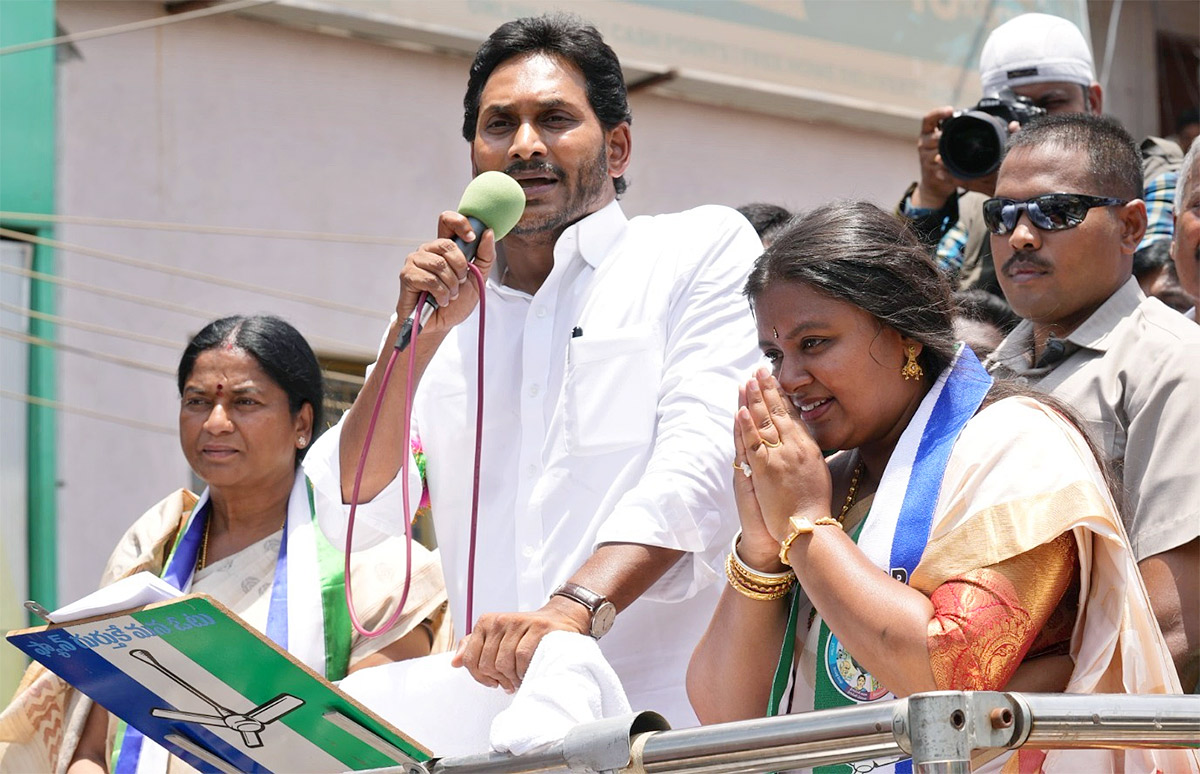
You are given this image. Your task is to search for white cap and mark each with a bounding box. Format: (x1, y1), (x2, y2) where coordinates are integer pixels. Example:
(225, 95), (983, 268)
(979, 13), (1095, 96)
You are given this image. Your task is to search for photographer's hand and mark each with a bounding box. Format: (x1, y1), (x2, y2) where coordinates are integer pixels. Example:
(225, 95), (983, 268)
(912, 106), (957, 209)
(916, 110), (1022, 203)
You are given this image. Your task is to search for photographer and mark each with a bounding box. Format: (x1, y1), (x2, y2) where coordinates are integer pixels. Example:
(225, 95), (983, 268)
(898, 13), (1182, 296)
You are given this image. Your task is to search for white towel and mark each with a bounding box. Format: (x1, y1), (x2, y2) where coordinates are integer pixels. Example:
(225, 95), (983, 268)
(489, 631), (632, 756)
(338, 652), (513, 757)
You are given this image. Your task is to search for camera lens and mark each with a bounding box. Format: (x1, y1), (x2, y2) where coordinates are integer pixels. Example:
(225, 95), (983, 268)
(939, 111), (1008, 179)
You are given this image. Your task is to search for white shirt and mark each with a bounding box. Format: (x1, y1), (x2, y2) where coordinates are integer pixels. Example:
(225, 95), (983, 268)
(413, 201), (761, 727)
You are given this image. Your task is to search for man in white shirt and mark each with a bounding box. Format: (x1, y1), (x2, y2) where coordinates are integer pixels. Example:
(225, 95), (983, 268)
(336, 14), (761, 726)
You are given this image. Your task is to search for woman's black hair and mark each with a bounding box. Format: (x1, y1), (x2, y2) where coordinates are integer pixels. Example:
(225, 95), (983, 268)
(461, 14), (632, 195)
(744, 200), (957, 381)
(177, 315), (324, 464)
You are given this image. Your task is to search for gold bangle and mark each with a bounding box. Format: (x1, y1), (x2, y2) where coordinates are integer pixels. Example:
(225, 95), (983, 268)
(813, 517), (845, 530)
(726, 551), (794, 592)
(730, 530), (795, 585)
(729, 567), (793, 596)
(725, 553), (792, 600)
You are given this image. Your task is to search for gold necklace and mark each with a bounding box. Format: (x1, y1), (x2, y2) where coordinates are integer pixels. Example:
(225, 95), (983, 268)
(836, 461), (864, 525)
(197, 514), (287, 571)
(198, 518), (211, 571)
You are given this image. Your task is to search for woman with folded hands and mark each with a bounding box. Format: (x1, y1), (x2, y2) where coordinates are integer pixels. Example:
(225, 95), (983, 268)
(687, 202), (1195, 774)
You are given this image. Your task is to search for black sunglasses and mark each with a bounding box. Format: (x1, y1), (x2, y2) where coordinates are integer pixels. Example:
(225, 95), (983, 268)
(982, 193), (1128, 235)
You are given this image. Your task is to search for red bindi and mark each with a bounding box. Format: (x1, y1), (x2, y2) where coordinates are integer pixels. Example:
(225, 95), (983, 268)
(216, 384), (223, 393)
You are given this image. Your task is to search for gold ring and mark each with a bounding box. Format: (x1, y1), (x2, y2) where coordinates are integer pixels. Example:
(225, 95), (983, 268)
(738, 461), (752, 477)
(761, 437), (783, 448)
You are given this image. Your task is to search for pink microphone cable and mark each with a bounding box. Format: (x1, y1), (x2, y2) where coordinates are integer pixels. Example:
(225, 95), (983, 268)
(344, 262), (487, 637)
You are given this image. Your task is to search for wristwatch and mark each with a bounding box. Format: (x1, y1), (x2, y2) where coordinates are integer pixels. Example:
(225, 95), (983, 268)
(551, 582), (617, 639)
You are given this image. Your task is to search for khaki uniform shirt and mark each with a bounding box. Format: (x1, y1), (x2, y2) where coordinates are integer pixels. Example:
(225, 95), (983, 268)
(986, 277), (1200, 561)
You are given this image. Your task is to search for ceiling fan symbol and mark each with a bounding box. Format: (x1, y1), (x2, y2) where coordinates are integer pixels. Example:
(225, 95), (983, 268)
(130, 648), (304, 748)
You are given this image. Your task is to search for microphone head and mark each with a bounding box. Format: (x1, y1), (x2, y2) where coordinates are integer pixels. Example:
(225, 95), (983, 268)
(457, 171), (526, 241)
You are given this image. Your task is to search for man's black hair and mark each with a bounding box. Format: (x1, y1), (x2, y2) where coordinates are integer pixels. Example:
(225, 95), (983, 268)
(1177, 107), (1199, 133)
(462, 14), (632, 195)
(953, 289), (1021, 335)
(737, 202), (793, 245)
(1133, 240), (1171, 279)
(1004, 113), (1142, 201)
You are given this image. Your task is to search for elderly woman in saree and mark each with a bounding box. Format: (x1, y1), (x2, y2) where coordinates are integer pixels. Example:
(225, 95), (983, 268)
(0, 315), (448, 774)
(687, 202), (1196, 774)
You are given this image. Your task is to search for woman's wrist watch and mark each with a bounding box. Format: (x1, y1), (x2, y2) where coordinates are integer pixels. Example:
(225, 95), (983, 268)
(551, 582), (617, 639)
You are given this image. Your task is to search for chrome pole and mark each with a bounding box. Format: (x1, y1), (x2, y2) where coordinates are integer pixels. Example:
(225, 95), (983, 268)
(358, 692), (1200, 774)
(426, 744), (570, 774)
(1017, 693), (1200, 748)
(421, 703), (906, 774)
(624, 702), (902, 774)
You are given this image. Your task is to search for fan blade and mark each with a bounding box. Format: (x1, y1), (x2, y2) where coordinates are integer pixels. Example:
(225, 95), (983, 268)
(240, 729), (264, 748)
(151, 708), (228, 727)
(130, 649), (232, 716)
(247, 694), (304, 723)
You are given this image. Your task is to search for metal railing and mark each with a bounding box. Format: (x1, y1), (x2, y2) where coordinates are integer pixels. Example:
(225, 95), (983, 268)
(359, 691), (1200, 774)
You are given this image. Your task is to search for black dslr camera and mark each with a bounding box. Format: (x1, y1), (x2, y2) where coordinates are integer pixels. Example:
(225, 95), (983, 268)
(938, 91), (1046, 179)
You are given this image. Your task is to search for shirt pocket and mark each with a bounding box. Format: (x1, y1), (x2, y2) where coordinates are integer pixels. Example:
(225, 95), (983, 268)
(564, 324), (662, 456)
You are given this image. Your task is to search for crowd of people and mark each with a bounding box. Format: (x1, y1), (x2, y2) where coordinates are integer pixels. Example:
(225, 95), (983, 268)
(2, 9), (1198, 774)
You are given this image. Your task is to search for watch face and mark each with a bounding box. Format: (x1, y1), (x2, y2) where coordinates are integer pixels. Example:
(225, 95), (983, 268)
(591, 601), (617, 638)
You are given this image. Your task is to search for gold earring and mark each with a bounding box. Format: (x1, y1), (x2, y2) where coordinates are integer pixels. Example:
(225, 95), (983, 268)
(901, 345), (924, 381)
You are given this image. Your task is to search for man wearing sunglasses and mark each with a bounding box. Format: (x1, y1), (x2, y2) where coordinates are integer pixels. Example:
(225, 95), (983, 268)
(898, 13), (1181, 297)
(985, 113), (1200, 692)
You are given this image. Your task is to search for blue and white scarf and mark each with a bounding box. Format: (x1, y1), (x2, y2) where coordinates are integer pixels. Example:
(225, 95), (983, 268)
(112, 472), (348, 773)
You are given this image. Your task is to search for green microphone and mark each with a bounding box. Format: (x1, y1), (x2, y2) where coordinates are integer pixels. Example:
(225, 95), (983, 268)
(396, 171), (526, 350)
(458, 170), (526, 244)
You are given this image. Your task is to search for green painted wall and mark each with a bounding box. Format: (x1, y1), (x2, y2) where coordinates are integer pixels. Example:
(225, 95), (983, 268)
(0, 0), (58, 702)
(1, 3), (57, 215)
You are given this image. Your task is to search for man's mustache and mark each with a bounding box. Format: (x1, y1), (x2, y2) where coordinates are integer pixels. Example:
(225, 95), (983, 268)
(1002, 251), (1053, 275)
(505, 160), (566, 179)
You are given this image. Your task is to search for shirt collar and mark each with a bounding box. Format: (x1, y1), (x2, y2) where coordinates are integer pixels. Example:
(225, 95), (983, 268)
(489, 200), (628, 297)
(554, 200), (628, 270)
(986, 275), (1143, 373)
(1061, 276), (1143, 352)
(986, 321), (1039, 375)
